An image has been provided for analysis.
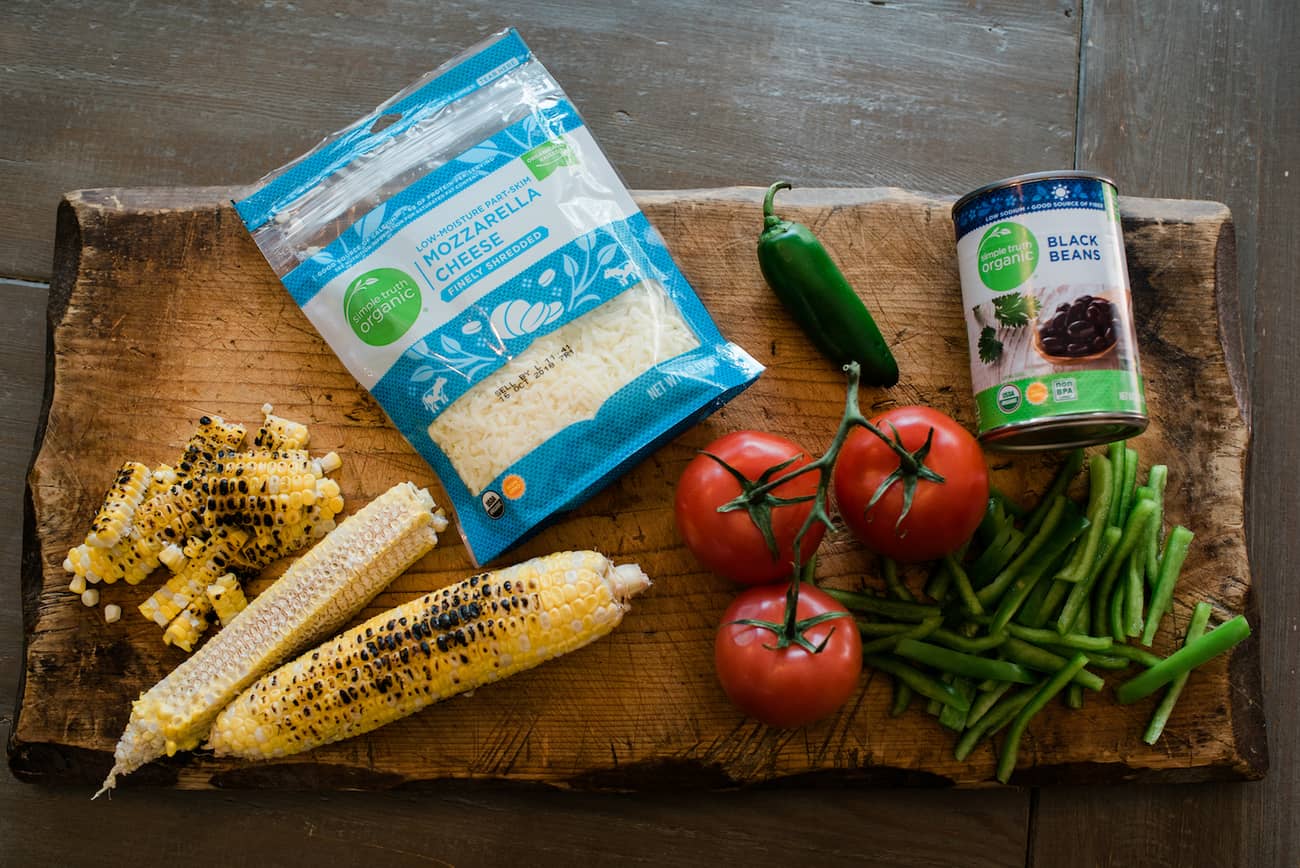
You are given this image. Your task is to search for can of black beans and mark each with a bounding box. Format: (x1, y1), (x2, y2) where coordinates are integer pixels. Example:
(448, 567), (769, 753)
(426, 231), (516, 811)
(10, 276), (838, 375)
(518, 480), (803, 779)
(952, 171), (1148, 450)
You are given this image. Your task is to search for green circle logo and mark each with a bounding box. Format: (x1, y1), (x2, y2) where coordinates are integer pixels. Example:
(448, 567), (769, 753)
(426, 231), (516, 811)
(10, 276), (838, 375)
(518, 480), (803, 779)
(344, 268), (421, 346)
(996, 384), (1022, 414)
(977, 221), (1038, 291)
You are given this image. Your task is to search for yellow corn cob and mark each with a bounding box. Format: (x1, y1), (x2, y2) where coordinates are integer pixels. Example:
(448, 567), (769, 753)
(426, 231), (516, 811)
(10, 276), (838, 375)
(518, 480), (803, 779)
(172, 415), (246, 483)
(206, 573), (248, 626)
(85, 461), (152, 549)
(198, 450), (324, 529)
(96, 482), (448, 796)
(253, 404), (310, 451)
(163, 597), (214, 652)
(137, 528), (249, 627)
(231, 496), (341, 572)
(206, 551), (651, 762)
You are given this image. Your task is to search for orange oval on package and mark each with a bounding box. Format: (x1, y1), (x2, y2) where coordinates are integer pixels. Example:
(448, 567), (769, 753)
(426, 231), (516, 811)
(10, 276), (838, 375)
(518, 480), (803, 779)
(502, 474), (526, 500)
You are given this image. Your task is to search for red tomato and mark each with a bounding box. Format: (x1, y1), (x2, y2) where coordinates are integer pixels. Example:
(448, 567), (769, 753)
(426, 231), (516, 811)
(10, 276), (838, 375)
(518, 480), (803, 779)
(833, 406), (988, 563)
(714, 583), (862, 728)
(675, 431), (826, 585)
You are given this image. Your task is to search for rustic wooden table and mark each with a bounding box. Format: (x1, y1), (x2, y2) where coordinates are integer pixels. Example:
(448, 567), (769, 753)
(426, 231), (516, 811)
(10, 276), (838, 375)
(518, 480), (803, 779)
(2, 2), (1294, 865)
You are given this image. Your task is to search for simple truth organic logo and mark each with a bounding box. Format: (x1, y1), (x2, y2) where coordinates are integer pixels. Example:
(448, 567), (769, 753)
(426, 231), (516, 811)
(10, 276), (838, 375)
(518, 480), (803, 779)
(344, 267), (422, 346)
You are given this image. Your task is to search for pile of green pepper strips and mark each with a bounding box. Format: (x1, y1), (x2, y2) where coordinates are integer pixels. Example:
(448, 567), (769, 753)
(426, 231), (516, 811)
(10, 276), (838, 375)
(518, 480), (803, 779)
(825, 444), (1251, 783)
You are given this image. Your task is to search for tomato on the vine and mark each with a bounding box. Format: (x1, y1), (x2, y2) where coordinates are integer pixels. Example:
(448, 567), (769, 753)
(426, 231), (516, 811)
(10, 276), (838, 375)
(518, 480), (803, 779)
(674, 431), (826, 585)
(714, 583), (862, 728)
(833, 406), (988, 563)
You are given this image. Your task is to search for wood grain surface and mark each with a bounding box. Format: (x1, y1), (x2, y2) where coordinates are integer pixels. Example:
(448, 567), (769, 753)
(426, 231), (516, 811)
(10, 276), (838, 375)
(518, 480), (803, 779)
(2, 0), (1295, 865)
(10, 185), (1263, 791)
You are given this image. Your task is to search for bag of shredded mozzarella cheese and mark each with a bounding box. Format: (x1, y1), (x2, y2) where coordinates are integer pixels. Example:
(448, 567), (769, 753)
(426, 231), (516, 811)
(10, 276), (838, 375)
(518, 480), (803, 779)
(234, 29), (763, 564)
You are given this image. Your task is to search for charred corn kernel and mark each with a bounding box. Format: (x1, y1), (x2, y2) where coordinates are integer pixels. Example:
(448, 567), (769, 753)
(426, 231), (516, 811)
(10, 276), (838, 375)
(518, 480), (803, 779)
(206, 573), (248, 626)
(158, 543), (187, 573)
(81, 588), (99, 607)
(164, 596), (215, 652)
(104, 604), (122, 624)
(172, 416), (246, 483)
(138, 528), (248, 627)
(69, 575), (87, 595)
(253, 404), (310, 451)
(86, 461), (152, 549)
(97, 482), (448, 796)
(207, 551), (651, 762)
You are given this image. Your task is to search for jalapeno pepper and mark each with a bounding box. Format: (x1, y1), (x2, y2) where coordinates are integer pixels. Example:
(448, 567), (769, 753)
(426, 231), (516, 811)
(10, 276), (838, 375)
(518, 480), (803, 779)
(756, 181), (899, 386)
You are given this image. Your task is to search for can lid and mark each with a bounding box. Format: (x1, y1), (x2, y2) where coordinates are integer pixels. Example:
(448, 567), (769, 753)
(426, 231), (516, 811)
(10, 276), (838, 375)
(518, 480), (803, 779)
(953, 170), (1119, 217)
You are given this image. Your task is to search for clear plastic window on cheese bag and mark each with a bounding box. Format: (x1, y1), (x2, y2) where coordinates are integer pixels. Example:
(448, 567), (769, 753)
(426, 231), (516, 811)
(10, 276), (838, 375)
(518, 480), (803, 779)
(235, 28), (763, 564)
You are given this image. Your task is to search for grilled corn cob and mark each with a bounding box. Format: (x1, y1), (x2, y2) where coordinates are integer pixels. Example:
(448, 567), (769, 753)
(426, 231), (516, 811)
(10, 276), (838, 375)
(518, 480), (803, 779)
(206, 551), (650, 762)
(172, 416), (246, 483)
(96, 482), (447, 796)
(86, 461), (152, 549)
(162, 596), (215, 652)
(137, 527), (249, 627)
(253, 404), (310, 451)
(206, 573), (248, 625)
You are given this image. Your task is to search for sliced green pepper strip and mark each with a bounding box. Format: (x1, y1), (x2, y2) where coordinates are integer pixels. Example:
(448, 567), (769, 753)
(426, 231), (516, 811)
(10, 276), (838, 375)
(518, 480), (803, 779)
(824, 588), (942, 622)
(1005, 623), (1113, 651)
(1143, 465), (1169, 586)
(987, 505), (1089, 631)
(1116, 446), (1139, 528)
(1105, 442), (1126, 528)
(977, 496), (1069, 606)
(1116, 614), (1252, 704)
(938, 678), (975, 731)
(1124, 548), (1146, 639)
(756, 181), (898, 384)
(882, 556), (913, 602)
(1066, 683), (1085, 709)
(893, 638), (1036, 684)
(925, 540), (970, 603)
(970, 524), (1026, 587)
(1089, 498), (1157, 633)
(1143, 601), (1212, 743)
(854, 619), (913, 638)
(964, 681), (1013, 730)
(1055, 525), (1123, 634)
(1001, 636), (1104, 691)
(859, 615), (941, 655)
(890, 680), (914, 718)
(1108, 572), (1127, 643)
(1058, 455), (1115, 583)
(1140, 525), (1195, 646)
(865, 654), (970, 712)
(996, 653), (1089, 783)
(1104, 643), (1164, 668)
(954, 687), (1035, 762)
(1023, 449), (1083, 540)
(929, 626), (1008, 653)
(945, 553), (984, 616)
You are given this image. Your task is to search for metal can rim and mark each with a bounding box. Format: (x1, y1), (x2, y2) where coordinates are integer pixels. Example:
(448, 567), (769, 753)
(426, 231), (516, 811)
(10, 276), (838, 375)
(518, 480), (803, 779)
(979, 411), (1149, 452)
(952, 170), (1120, 217)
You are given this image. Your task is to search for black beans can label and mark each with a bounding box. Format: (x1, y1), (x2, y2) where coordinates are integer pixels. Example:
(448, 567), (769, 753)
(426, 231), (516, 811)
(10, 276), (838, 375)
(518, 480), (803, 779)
(952, 172), (1148, 450)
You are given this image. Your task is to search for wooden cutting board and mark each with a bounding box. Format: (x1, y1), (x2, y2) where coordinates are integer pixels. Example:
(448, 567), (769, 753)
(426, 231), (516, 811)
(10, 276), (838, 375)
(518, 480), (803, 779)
(11, 186), (1265, 790)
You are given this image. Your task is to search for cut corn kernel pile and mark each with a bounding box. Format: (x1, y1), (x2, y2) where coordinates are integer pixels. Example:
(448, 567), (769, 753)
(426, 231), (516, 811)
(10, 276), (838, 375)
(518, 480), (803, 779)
(97, 481), (449, 796)
(62, 406), (345, 652)
(207, 551), (650, 762)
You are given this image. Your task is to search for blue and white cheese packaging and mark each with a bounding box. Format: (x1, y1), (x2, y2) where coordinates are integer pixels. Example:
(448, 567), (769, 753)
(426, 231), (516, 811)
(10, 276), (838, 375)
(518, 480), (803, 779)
(235, 29), (763, 564)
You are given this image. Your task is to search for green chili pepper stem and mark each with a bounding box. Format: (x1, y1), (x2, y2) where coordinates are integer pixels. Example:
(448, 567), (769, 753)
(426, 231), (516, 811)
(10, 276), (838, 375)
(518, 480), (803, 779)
(1115, 614), (1251, 704)
(1143, 601), (1212, 744)
(762, 180), (793, 230)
